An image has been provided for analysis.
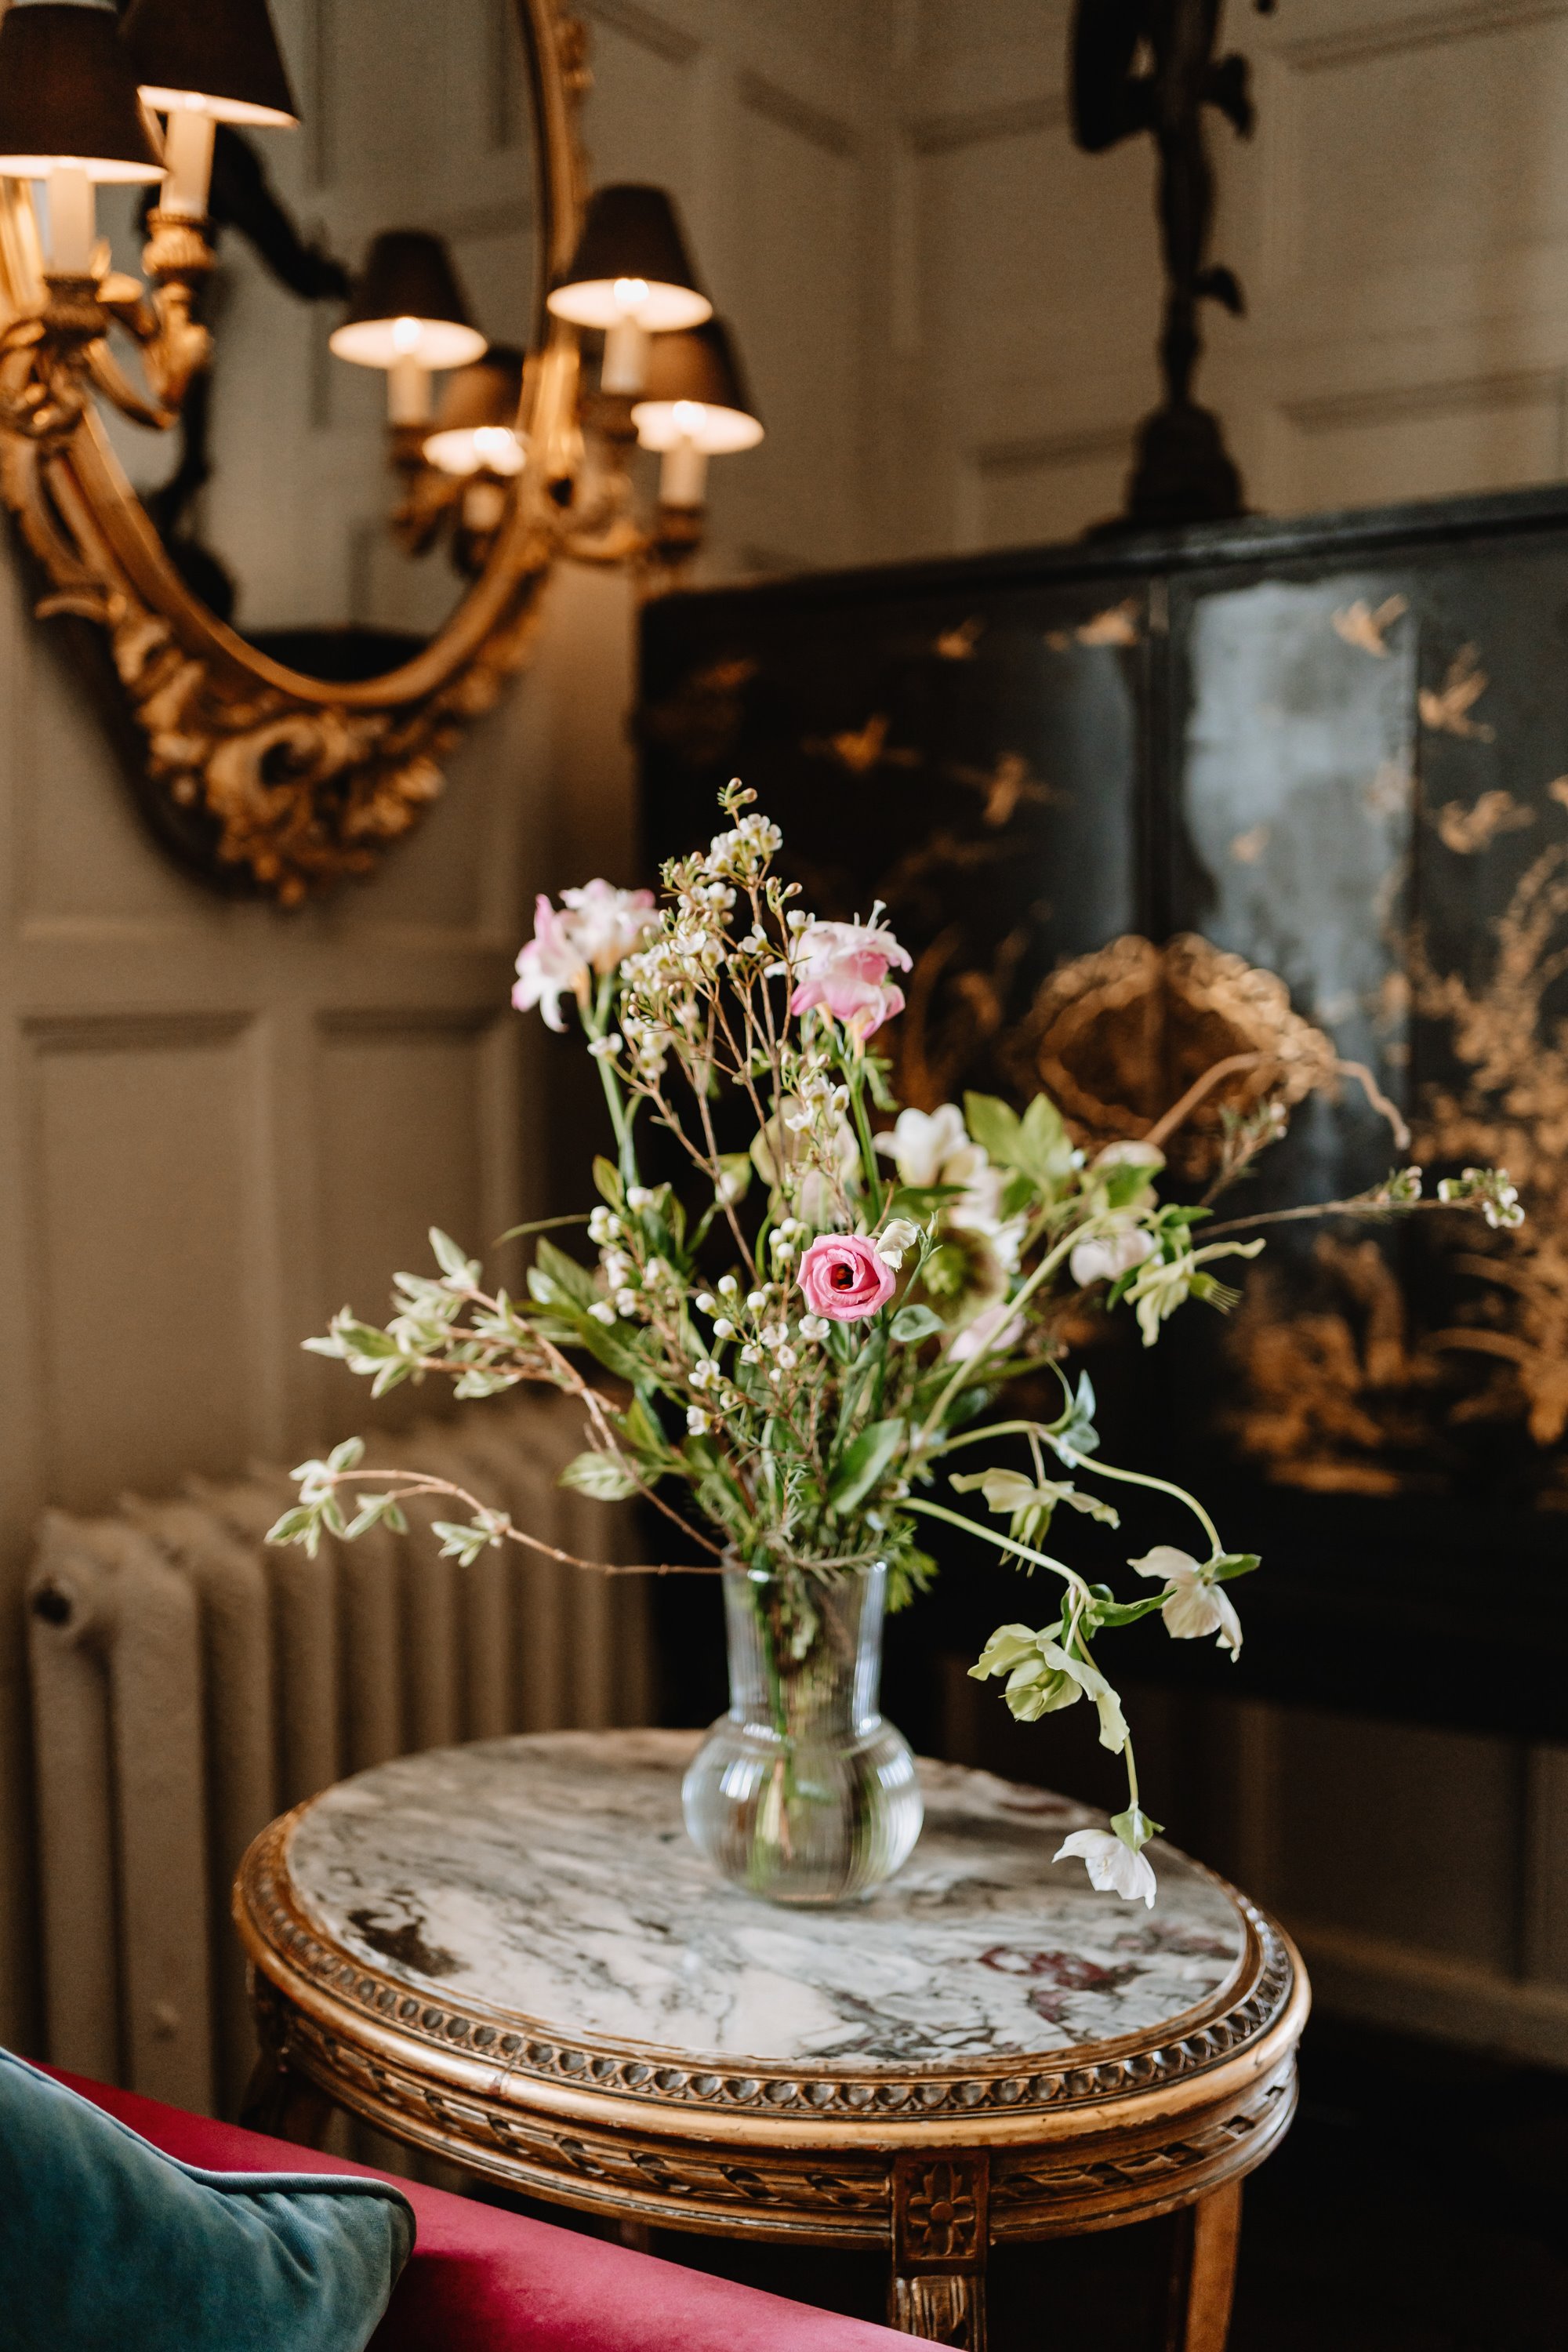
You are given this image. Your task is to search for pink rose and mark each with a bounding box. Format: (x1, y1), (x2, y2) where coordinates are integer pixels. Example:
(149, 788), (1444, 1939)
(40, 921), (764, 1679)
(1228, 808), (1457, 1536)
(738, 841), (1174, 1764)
(789, 914), (912, 1042)
(798, 1234), (898, 1321)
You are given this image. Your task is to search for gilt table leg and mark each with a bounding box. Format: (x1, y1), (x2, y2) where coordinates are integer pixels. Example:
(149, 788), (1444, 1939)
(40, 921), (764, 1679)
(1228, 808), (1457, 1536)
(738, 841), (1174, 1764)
(1165, 2176), (1243, 2352)
(890, 2152), (989, 2349)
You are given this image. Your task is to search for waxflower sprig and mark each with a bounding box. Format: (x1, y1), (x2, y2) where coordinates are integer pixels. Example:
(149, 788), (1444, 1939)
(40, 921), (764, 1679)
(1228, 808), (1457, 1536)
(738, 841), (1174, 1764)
(271, 782), (1523, 1909)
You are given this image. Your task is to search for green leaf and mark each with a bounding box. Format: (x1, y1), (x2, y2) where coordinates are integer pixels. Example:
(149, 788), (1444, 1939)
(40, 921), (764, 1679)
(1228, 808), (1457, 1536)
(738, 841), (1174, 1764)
(593, 1156), (623, 1208)
(1110, 1804), (1163, 1853)
(533, 1236), (597, 1309)
(1016, 1093), (1073, 1186)
(1212, 1551), (1261, 1581)
(266, 1506), (315, 1546)
(430, 1228), (476, 1282)
(963, 1092), (1022, 1166)
(559, 1450), (641, 1501)
(326, 1436), (366, 1473)
(891, 1303), (944, 1345)
(828, 1417), (905, 1515)
(1082, 1593), (1167, 1629)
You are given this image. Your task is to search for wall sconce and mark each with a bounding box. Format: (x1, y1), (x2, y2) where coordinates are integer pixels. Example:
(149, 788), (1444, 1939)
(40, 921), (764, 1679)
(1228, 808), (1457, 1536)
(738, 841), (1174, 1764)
(330, 230), (488, 426)
(546, 183), (710, 396)
(0, 0), (303, 441)
(633, 316), (762, 509)
(122, 0), (298, 405)
(0, 0), (165, 440)
(399, 343), (528, 571)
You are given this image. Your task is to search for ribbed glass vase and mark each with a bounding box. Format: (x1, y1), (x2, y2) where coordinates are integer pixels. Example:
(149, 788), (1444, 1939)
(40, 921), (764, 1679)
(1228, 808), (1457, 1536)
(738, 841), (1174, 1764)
(681, 1560), (924, 1905)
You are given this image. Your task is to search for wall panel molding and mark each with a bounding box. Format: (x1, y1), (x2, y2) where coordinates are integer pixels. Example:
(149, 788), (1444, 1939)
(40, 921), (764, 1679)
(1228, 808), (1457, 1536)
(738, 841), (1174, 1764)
(906, 93), (1065, 157)
(580, 0), (702, 66)
(1278, 0), (1568, 75)
(738, 69), (857, 158)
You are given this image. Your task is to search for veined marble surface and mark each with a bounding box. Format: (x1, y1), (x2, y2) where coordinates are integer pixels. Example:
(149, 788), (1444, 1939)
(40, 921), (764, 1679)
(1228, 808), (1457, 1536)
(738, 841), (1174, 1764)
(287, 1730), (1247, 2069)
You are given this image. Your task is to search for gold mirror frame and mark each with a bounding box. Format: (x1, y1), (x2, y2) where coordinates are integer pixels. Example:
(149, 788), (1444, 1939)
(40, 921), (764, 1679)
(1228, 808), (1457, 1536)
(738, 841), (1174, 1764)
(0, 2), (587, 906)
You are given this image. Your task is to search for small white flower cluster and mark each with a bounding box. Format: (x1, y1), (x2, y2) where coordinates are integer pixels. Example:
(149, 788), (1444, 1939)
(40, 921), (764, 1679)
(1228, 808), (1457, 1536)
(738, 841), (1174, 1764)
(703, 806), (783, 880)
(1438, 1164), (1523, 1229)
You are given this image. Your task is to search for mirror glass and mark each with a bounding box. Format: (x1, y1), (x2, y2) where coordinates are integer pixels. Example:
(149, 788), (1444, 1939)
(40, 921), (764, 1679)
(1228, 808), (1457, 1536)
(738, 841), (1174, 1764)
(95, 0), (539, 681)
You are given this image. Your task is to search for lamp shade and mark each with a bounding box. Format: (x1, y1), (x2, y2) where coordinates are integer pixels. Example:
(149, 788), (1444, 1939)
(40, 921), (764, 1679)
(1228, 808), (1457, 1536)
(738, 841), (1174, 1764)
(0, 2), (165, 181)
(122, 0), (299, 127)
(423, 344), (528, 477)
(546, 183), (711, 332)
(329, 230), (487, 372)
(631, 318), (763, 454)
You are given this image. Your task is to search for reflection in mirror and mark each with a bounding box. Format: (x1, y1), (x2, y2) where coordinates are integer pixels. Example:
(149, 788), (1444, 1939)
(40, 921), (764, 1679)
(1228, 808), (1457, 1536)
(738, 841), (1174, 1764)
(93, 0), (539, 683)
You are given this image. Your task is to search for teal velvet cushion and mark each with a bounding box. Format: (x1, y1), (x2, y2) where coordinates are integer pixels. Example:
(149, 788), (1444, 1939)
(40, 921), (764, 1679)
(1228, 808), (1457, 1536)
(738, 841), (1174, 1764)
(0, 2047), (413, 2351)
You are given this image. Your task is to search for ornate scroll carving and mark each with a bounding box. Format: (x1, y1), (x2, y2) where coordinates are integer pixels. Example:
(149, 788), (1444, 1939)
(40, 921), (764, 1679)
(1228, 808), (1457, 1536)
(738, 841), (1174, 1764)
(0, 2), (588, 906)
(1004, 932), (1338, 1181)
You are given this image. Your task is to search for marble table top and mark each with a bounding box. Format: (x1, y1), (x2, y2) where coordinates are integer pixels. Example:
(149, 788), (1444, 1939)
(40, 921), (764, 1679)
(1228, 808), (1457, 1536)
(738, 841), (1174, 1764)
(283, 1730), (1247, 2074)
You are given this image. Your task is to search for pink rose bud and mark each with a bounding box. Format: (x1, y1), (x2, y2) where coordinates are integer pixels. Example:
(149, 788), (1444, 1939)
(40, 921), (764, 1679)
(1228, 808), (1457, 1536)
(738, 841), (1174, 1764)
(797, 1234), (898, 1321)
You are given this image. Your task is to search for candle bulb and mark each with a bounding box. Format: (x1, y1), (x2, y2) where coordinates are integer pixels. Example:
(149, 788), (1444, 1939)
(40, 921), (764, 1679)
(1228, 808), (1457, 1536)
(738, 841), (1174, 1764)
(159, 104), (216, 220)
(45, 164), (95, 275)
(387, 359), (431, 423)
(601, 277), (652, 395)
(659, 409), (709, 508)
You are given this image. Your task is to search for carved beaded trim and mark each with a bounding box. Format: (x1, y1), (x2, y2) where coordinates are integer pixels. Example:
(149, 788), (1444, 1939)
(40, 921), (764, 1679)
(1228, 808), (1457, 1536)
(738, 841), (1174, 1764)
(239, 1816), (1298, 2125)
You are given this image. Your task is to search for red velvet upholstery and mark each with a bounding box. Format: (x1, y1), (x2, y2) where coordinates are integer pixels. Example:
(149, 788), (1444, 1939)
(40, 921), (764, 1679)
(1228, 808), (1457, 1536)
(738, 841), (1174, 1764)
(45, 2068), (907, 2352)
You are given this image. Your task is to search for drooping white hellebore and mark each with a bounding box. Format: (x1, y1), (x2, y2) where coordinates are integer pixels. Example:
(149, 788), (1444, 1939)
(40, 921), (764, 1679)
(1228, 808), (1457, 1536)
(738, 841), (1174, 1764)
(1069, 1226), (1155, 1287)
(875, 1217), (922, 1269)
(1131, 1545), (1243, 1657)
(1054, 1828), (1156, 1907)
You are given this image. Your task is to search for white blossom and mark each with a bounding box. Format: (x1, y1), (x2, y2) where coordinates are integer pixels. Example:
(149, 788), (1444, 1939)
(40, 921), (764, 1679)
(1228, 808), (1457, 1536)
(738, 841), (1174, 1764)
(1054, 1828), (1156, 1907)
(686, 1407), (710, 1435)
(875, 1216), (922, 1269)
(799, 1313), (829, 1341)
(588, 1301), (617, 1326)
(875, 1104), (985, 1192)
(1069, 1227), (1156, 1287)
(627, 1185), (655, 1210)
(1131, 1545), (1243, 1657)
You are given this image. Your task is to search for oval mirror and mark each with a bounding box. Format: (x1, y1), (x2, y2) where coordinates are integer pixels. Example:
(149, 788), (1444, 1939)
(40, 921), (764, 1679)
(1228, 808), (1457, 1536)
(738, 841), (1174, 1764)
(0, 0), (583, 901)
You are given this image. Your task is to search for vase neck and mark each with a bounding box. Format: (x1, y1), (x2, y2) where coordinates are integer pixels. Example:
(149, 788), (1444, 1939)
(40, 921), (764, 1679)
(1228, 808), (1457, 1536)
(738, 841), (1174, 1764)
(721, 1565), (887, 1743)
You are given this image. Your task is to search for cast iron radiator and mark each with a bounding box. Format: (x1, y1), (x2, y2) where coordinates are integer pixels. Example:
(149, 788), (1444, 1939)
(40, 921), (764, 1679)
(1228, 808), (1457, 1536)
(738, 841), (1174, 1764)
(26, 1391), (650, 2120)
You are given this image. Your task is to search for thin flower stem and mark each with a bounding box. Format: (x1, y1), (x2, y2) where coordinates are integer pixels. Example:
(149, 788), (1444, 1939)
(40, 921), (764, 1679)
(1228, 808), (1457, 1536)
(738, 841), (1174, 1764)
(1073, 1457), (1223, 1558)
(1203, 1193), (1444, 1239)
(905, 1497), (1095, 1602)
(916, 1225), (1085, 1442)
(306, 1469), (720, 1576)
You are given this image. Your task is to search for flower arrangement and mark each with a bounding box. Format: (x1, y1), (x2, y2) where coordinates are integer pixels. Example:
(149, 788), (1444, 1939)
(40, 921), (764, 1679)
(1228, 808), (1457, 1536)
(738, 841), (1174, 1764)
(272, 783), (1522, 1907)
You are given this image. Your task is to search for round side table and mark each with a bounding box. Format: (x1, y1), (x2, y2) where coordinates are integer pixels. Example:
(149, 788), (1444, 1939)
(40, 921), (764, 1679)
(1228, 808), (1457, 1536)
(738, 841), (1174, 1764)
(236, 1730), (1307, 2350)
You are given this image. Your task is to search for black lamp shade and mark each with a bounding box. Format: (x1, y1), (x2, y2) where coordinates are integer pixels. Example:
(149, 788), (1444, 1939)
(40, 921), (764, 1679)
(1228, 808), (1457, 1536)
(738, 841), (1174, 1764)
(631, 318), (763, 453)
(122, 0), (298, 128)
(0, 2), (165, 180)
(329, 230), (487, 372)
(423, 345), (528, 476)
(546, 183), (712, 332)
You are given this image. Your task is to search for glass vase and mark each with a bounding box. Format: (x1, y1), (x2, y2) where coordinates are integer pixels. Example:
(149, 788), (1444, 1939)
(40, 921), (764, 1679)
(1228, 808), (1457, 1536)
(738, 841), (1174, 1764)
(681, 1560), (924, 1905)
